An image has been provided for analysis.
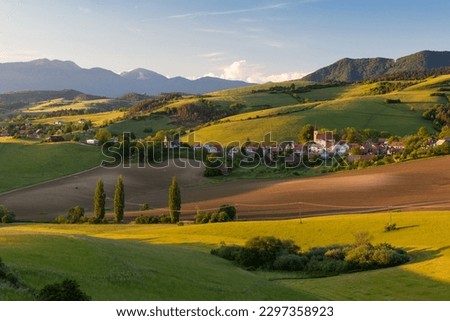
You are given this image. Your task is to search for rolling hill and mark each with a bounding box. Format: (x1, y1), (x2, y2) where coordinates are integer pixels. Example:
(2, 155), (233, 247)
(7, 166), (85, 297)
(302, 50), (450, 83)
(1, 210), (449, 300)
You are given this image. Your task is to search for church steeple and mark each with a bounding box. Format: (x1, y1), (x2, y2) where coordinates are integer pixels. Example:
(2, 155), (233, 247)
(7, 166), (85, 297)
(313, 122), (319, 142)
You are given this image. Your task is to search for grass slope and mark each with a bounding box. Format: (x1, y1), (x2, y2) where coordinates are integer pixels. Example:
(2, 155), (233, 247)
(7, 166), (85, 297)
(33, 110), (125, 126)
(0, 139), (103, 193)
(0, 227), (313, 301)
(189, 95), (434, 144)
(1, 211), (449, 300)
(107, 114), (174, 137)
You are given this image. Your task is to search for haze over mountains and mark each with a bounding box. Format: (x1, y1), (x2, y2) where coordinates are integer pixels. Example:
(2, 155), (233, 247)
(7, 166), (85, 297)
(302, 50), (450, 82)
(0, 59), (250, 97)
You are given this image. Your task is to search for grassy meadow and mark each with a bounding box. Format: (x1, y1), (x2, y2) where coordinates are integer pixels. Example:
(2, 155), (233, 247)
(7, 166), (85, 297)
(1, 211), (449, 300)
(32, 110), (125, 127)
(107, 114), (175, 137)
(0, 139), (103, 193)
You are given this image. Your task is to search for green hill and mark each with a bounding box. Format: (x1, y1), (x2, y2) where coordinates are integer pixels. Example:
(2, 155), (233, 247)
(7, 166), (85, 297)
(1, 210), (449, 300)
(302, 50), (450, 83)
(0, 139), (103, 193)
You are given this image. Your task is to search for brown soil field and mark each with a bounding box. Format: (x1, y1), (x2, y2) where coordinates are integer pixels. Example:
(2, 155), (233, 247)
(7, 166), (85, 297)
(1, 156), (450, 222)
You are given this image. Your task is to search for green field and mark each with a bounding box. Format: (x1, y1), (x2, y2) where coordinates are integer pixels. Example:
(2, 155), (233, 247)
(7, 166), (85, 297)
(0, 139), (103, 193)
(32, 110), (125, 126)
(188, 95), (435, 144)
(107, 114), (175, 137)
(1, 211), (449, 300)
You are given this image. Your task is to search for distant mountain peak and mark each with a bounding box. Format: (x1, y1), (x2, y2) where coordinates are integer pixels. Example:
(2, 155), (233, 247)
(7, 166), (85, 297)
(30, 58), (80, 70)
(120, 68), (168, 81)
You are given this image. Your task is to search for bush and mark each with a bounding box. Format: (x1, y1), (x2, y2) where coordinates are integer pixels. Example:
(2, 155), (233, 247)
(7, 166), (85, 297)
(0, 205), (15, 224)
(236, 236), (300, 269)
(135, 215), (160, 224)
(159, 214), (172, 224)
(384, 222), (398, 232)
(140, 203), (150, 211)
(195, 205), (238, 224)
(194, 211), (212, 224)
(218, 204), (237, 221)
(273, 254), (308, 271)
(66, 206), (86, 224)
(54, 215), (67, 224)
(37, 279), (91, 301)
(345, 244), (375, 269)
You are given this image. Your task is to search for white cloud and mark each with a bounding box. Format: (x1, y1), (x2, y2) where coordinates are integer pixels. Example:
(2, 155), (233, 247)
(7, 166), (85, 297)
(209, 60), (307, 83)
(170, 3), (288, 19)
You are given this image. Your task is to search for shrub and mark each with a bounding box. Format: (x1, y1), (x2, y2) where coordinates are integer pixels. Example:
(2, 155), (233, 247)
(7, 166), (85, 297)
(66, 206), (86, 224)
(345, 244), (375, 269)
(159, 214), (172, 224)
(194, 211), (212, 224)
(135, 215), (161, 224)
(237, 236), (300, 269)
(37, 279), (91, 301)
(54, 215), (67, 224)
(218, 204), (237, 221)
(273, 254), (308, 271)
(0, 205), (15, 224)
(140, 203), (150, 211)
(1, 212), (15, 224)
(384, 222), (398, 232)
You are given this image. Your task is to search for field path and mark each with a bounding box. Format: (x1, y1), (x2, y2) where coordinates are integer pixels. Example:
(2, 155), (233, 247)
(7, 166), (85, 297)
(1, 156), (450, 221)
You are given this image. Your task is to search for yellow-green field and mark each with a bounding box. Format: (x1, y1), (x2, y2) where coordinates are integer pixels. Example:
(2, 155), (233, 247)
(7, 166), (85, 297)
(26, 98), (113, 113)
(32, 110), (125, 126)
(1, 211), (449, 300)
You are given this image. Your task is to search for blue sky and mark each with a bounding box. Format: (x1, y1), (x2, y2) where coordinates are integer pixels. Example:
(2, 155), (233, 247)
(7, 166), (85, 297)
(1, 0), (448, 82)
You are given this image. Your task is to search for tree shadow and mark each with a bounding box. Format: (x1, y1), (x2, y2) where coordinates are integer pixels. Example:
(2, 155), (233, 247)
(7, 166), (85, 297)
(396, 224), (420, 230)
(403, 247), (445, 264)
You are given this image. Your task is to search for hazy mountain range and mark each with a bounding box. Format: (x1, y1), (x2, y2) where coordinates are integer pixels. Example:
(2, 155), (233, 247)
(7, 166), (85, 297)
(0, 59), (250, 97)
(302, 50), (450, 82)
(1, 50), (450, 98)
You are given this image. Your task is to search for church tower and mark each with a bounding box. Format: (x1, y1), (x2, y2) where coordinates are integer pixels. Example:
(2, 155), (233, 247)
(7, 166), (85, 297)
(313, 123), (319, 142)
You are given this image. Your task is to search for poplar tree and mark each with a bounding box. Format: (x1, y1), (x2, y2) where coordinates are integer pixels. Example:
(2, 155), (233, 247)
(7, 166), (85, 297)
(93, 179), (106, 222)
(168, 176), (181, 223)
(114, 175), (125, 223)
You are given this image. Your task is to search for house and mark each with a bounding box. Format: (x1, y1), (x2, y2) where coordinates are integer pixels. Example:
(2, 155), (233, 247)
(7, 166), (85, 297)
(387, 141), (405, 155)
(86, 139), (99, 145)
(331, 141), (350, 155)
(203, 143), (223, 154)
(435, 137), (450, 146)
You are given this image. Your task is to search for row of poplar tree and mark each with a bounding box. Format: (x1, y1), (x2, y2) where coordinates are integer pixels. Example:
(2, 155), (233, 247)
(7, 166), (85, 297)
(92, 175), (181, 224)
(92, 175), (125, 224)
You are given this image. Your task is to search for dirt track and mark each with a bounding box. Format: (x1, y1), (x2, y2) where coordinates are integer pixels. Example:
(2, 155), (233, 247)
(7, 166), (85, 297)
(1, 156), (450, 221)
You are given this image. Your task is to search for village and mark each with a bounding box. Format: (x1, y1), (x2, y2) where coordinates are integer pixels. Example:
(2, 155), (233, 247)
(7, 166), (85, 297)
(2, 112), (450, 172)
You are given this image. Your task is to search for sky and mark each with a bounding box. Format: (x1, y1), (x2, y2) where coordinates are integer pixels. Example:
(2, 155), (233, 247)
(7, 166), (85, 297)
(0, 0), (449, 83)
